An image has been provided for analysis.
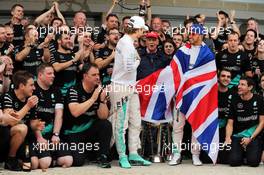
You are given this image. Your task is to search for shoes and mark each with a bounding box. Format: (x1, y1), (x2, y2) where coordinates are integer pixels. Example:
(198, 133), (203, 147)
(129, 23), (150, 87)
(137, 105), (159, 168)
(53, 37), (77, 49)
(192, 155), (202, 166)
(97, 154), (111, 168)
(4, 157), (22, 171)
(128, 154), (151, 166)
(119, 156), (131, 169)
(168, 153), (182, 166)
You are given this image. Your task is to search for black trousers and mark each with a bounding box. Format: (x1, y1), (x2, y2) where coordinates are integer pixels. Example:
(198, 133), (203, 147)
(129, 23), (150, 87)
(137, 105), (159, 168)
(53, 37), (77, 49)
(217, 127), (231, 164)
(0, 126), (10, 162)
(229, 136), (262, 167)
(64, 119), (112, 166)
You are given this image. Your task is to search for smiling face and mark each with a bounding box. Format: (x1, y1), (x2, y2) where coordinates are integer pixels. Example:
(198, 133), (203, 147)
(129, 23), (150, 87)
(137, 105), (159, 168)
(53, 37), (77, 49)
(58, 33), (72, 51)
(238, 79), (252, 96)
(4, 56), (14, 76)
(188, 32), (202, 46)
(11, 5), (24, 20)
(245, 30), (256, 45)
(73, 12), (87, 28)
(21, 78), (35, 97)
(218, 70), (231, 87)
(82, 32), (92, 46)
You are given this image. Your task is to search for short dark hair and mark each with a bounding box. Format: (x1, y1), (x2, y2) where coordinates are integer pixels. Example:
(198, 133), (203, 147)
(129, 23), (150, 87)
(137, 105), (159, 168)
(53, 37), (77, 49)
(81, 63), (99, 77)
(124, 27), (139, 35)
(162, 19), (171, 26)
(163, 39), (176, 50)
(151, 16), (161, 21)
(173, 31), (183, 38)
(106, 28), (119, 35)
(245, 29), (257, 39)
(12, 71), (34, 89)
(11, 4), (24, 11)
(194, 14), (201, 19)
(0, 24), (5, 28)
(106, 13), (119, 21)
(218, 11), (229, 19)
(122, 16), (131, 22)
(51, 17), (63, 26)
(240, 76), (255, 89)
(247, 17), (258, 23)
(55, 32), (69, 42)
(183, 18), (196, 27)
(37, 63), (53, 76)
(218, 69), (232, 77)
(228, 31), (240, 39)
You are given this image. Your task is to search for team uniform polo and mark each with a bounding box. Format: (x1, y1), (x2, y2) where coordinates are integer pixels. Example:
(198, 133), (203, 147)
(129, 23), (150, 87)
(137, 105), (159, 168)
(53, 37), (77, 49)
(51, 51), (79, 96)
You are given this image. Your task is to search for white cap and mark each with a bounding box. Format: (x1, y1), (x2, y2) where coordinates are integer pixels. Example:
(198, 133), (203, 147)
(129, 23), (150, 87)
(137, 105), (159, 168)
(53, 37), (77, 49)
(128, 16), (149, 30)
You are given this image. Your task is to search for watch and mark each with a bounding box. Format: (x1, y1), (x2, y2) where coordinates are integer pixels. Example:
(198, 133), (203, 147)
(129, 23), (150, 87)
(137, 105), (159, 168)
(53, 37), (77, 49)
(53, 133), (60, 137)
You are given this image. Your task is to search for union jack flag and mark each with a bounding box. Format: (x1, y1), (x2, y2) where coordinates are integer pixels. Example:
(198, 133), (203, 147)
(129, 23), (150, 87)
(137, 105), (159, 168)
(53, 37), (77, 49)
(137, 42), (219, 163)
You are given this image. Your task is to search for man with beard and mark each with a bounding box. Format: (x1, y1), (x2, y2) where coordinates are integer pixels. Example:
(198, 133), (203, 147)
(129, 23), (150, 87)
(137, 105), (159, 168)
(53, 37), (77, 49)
(30, 63), (73, 170)
(51, 32), (85, 96)
(94, 28), (120, 85)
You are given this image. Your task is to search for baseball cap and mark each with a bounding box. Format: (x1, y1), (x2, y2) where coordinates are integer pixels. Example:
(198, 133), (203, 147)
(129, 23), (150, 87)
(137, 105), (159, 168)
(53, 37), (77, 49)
(128, 16), (149, 30)
(145, 31), (159, 39)
(190, 24), (206, 35)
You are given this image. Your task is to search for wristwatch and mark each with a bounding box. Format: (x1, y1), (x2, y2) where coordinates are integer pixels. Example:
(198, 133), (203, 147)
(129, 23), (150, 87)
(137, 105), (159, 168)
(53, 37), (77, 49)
(53, 132), (60, 137)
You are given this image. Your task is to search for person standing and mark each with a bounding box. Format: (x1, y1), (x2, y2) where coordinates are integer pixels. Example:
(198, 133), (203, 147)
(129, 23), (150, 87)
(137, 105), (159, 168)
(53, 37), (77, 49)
(109, 16), (151, 168)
